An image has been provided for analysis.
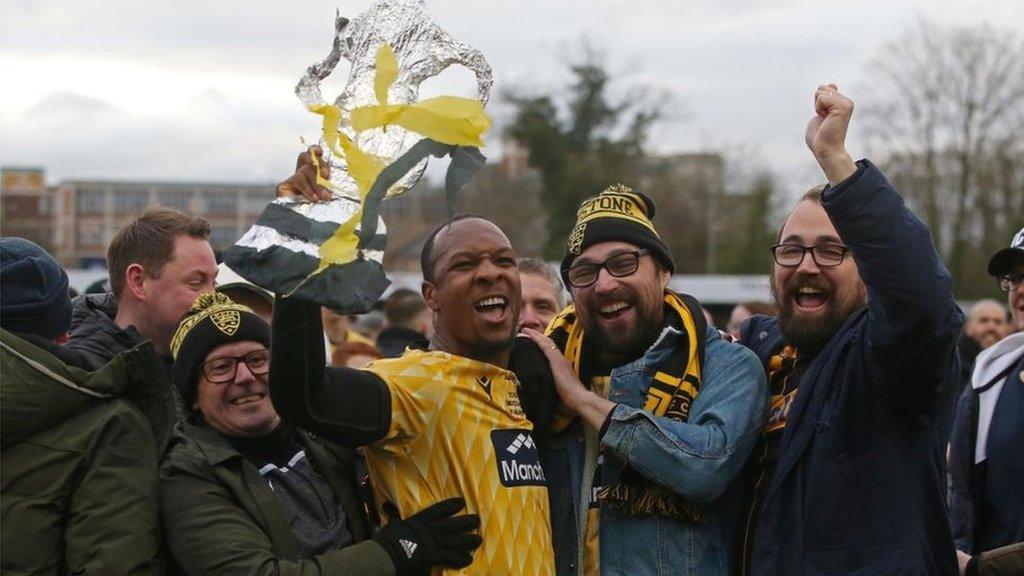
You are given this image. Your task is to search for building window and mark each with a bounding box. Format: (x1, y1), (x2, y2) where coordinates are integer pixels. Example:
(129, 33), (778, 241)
(243, 190), (269, 214)
(204, 192), (237, 214)
(77, 189), (105, 214)
(158, 190), (192, 212)
(79, 223), (105, 247)
(114, 189), (149, 213)
(210, 226), (238, 249)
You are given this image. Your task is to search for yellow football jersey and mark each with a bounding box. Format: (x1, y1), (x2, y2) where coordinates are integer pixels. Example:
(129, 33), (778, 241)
(365, 349), (556, 576)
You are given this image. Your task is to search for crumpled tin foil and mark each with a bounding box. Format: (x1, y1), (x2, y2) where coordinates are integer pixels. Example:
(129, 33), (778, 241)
(225, 0), (492, 313)
(296, 0), (493, 200)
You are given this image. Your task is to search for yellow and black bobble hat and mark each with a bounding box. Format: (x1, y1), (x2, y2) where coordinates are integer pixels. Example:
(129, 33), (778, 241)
(560, 183), (675, 285)
(170, 292), (270, 407)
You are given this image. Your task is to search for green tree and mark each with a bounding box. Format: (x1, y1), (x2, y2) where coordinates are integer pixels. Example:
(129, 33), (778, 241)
(717, 171), (779, 275)
(504, 49), (669, 257)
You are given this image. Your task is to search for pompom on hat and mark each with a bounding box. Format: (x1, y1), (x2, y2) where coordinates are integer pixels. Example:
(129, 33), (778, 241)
(170, 292), (270, 408)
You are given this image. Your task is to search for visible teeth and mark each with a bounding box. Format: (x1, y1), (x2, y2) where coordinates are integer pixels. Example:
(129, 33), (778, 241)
(600, 302), (629, 314)
(476, 296), (507, 308)
(231, 394), (262, 405)
(798, 288), (823, 294)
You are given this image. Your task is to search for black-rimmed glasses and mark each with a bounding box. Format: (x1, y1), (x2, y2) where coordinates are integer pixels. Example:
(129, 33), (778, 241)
(202, 349), (270, 384)
(998, 273), (1023, 293)
(566, 249), (648, 288)
(770, 243), (849, 268)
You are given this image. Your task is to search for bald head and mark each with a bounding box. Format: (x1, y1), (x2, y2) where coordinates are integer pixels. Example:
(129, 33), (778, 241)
(966, 298), (1009, 349)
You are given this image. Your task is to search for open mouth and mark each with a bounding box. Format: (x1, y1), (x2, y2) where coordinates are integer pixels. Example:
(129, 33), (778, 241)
(793, 287), (828, 311)
(230, 393), (265, 406)
(598, 300), (633, 321)
(474, 295), (510, 323)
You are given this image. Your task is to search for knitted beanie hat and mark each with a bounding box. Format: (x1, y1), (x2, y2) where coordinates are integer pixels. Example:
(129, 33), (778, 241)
(560, 184), (674, 286)
(170, 292), (270, 408)
(0, 237), (72, 340)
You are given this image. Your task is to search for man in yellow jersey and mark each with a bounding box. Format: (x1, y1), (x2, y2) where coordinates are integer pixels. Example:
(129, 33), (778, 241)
(268, 148), (556, 576)
(521, 183), (766, 576)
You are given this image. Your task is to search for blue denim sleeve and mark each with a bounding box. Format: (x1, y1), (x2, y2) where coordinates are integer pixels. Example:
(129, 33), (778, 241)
(600, 330), (767, 502)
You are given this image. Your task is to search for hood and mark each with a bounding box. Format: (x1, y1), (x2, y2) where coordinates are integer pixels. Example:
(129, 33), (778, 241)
(66, 293), (146, 371)
(70, 292), (118, 334)
(1, 328), (169, 448)
(971, 332), (1024, 390)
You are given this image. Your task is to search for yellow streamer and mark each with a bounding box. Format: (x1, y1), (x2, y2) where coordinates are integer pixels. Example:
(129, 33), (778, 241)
(374, 44), (398, 107)
(303, 39), (491, 278)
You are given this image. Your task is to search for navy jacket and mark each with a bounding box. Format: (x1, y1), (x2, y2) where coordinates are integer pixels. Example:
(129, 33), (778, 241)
(739, 160), (963, 576)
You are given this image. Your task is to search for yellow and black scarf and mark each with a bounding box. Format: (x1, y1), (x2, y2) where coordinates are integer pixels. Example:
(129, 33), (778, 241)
(547, 290), (707, 520)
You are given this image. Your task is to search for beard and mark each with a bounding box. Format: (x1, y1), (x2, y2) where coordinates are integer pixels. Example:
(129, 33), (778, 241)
(772, 273), (866, 355)
(580, 292), (665, 366)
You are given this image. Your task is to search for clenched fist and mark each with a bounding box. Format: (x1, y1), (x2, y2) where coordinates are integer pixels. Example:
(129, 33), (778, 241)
(804, 84), (857, 186)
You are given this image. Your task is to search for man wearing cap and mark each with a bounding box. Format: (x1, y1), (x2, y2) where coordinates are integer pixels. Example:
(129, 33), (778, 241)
(160, 292), (483, 576)
(734, 85), (962, 575)
(520, 184), (767, 575)
(949, 227), (1024, 576)
(1, 237), (163, 575)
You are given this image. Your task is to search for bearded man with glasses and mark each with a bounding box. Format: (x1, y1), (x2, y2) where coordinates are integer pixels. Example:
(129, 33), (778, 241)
(519, 182), (767, 575)
(732, 85), (964, 576)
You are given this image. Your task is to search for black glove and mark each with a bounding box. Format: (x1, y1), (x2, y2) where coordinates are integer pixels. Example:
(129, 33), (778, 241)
(373, 497), (482, 575)
(510, 335), (558, 435)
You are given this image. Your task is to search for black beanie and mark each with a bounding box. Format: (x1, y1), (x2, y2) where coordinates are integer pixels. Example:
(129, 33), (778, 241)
(170, 292), (271, 408)
(0, 237), (73, 340)
(560, 184), (674, 285)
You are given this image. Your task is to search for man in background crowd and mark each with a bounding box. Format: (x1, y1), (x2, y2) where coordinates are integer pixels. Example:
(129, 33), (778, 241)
(517, 256), (565, 333)
(727, 301), (777, 340)
(375, 287), (431, 358)
(1, 238), (163, 575)
(949, 228), (1024, 576)
(67, 208), (217, 372)
(959, 299), (1011, 388)
(216, 261), (273, 323)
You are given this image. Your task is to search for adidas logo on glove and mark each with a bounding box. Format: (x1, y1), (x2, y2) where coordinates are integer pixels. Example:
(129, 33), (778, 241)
(399, 538), (418, 559)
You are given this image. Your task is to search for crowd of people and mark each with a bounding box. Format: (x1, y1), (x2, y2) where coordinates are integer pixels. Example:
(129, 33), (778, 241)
(2, 85), (1021, 576)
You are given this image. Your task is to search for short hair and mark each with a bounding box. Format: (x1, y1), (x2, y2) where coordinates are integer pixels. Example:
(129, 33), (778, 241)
(420, 214), (486, 283)
(384, 288), (429, 328)
(776, 184), (827, 243)
(331, 341), (382, 367)
(107, 207), (211, 299)
(738, 300), (777, 316)
(517, 256), (565, 309)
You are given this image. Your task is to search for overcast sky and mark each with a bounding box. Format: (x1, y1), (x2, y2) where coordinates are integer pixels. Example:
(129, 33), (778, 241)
(2, 0), (1021, 195)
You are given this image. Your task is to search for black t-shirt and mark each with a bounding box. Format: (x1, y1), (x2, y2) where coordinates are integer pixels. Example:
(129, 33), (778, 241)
(227, 424), (354, 557)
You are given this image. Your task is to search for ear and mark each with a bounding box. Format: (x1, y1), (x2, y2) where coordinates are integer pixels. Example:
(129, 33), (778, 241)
(421, 281), (441, 312)
(123, 263), (150, 302)
(658, 267), (671, 291)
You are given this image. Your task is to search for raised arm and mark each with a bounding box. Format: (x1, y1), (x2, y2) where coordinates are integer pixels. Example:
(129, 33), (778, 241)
(269, 294), (390, 446)
(806, 85), (963, 400)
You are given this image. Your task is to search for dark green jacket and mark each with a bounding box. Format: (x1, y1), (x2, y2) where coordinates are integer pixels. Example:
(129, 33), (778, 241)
(160, 418), (394, 576)
(0, 329), (163, 575)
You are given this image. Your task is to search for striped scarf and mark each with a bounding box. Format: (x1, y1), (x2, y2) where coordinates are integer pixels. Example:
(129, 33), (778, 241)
(547, 290), (706, 520)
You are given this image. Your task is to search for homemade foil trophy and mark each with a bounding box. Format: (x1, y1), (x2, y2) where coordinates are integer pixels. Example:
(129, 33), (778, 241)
(225, 0), (492, 312)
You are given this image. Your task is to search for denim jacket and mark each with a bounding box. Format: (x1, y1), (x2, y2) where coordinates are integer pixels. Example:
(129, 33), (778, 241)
(540, 325), (767, 576)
